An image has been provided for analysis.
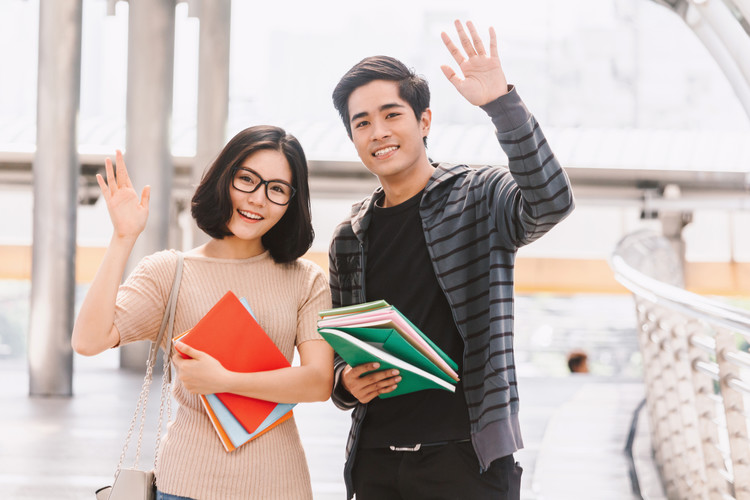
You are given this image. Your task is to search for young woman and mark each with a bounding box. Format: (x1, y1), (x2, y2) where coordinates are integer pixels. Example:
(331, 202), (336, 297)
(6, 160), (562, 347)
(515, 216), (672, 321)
(72, 125), (333, 500)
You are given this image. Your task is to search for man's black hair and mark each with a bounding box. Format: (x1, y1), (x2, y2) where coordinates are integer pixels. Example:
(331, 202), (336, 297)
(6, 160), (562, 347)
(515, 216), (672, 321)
(332, 55), (430, 146)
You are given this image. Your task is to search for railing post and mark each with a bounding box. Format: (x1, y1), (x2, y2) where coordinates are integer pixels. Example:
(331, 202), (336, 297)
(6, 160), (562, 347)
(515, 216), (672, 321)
(653, 314), (693, 498)
(715, 329), (750, 499)
(686, 323), (729, 500)
(670, 322), (709, 498)
(637, 303), (679, 498)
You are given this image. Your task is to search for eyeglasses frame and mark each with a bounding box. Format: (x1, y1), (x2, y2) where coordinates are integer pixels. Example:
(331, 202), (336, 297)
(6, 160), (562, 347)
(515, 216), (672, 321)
(230, 166), (297, 206)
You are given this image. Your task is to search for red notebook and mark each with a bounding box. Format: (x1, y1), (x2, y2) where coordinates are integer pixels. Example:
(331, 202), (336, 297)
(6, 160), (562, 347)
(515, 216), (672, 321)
(174, 291), (291, 434)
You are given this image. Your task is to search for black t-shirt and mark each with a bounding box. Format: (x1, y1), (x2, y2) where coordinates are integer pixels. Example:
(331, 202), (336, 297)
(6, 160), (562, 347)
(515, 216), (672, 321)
(358, 190), (471, 448)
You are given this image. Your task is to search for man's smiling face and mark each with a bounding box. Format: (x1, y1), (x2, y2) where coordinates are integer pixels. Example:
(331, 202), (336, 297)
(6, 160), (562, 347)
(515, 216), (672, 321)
(347, 79), (431, 185)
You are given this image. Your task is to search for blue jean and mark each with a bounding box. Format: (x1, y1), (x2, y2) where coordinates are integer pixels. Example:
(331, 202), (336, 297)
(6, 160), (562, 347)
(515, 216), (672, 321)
(156, 490), (194, 500)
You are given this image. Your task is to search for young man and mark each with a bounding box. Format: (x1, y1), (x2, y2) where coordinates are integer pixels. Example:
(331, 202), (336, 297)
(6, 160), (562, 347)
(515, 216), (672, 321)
(328, 20), (575, 500)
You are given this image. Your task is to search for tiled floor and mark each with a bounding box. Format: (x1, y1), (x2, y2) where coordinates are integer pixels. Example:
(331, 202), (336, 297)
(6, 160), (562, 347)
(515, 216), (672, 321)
(0, 358), (650, 499)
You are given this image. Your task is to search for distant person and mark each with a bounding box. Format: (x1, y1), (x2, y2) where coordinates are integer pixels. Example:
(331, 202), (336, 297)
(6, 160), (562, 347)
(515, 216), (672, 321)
(567, 350), (589, 373)
(327, 19), (575, 500)
(71, 126), (333, 500)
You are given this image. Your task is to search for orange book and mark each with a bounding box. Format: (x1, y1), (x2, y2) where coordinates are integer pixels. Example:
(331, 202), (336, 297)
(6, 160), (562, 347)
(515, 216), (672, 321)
(174, 291), (291, 434)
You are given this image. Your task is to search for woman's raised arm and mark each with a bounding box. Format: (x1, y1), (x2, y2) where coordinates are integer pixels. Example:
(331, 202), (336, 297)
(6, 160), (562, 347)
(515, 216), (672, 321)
(71, 150), (150, 356)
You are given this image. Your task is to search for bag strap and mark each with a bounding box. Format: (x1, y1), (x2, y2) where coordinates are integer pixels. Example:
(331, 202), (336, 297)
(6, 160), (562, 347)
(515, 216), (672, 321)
(150, 251), (184, 382)
(117, 252), (184, 475)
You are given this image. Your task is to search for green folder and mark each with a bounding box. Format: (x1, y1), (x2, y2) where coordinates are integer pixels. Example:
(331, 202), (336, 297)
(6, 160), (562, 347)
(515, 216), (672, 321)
(390, 309), (459, 373)
(335, 327), (457, 385)
(318, 327), (456, 398)
(317, 301), (459, 379)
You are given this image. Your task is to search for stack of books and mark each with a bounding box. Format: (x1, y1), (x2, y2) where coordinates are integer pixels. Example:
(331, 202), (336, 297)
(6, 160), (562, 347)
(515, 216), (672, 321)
(173, 291), (294, 452)
(317, 300), (459, 398)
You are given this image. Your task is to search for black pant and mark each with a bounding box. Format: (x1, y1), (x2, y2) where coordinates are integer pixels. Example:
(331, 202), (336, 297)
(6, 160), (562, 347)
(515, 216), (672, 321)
(352, 441), (522, 500)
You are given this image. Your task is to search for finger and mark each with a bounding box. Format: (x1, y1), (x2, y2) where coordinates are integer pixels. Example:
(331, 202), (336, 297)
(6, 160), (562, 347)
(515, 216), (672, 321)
(362, 369), (400, 384)
(441, 31), (466, 66)
(172, 352), (184, 367)
(350, 362), (381, 377)
(114, 149), (132, 188)
(104, 157), (116, 195)
(466, 21), (486, 56)
(489, 26), (498, 60)
(454, 20), (477, 57)
(360, 375), (402, 402)
(374, 374), (401, 390)
(140, 185), (151, 209)
(440, 65), (461, 88)
(377, 378), (401, 394)
(96, 173), (110, 201)
(174, 341), (200, 359)
(348, 367), (398, 390)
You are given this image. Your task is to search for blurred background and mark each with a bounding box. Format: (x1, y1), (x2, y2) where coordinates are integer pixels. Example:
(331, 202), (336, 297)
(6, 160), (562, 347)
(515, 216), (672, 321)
(0, 1), (749, 498)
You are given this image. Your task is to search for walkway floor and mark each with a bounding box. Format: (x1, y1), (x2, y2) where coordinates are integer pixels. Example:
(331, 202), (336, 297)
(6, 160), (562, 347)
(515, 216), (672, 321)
(0, 355), (655, 500)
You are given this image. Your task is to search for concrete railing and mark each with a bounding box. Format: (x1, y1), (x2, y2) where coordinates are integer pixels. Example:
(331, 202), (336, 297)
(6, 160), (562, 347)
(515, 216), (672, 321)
(611, 230), (750, 500)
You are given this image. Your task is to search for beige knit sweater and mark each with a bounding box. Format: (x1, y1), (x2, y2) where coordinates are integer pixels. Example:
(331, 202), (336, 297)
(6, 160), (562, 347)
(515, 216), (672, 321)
(114, 249), (331, 500)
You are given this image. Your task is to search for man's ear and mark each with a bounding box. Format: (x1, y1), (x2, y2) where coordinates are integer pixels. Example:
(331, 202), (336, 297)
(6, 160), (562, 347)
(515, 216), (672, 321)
(420, 108), (432, 138)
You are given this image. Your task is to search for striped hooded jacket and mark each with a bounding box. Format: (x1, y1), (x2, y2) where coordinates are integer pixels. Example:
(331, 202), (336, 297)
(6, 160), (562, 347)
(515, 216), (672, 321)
(328, 87), (575, 499)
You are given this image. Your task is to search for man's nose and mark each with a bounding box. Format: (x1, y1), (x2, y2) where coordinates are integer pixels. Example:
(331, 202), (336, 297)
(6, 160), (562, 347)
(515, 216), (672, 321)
(370, 119), (391, 140)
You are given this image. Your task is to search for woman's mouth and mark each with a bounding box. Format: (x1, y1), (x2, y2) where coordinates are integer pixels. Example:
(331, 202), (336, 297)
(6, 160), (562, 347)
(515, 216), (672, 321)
(238, 209), (263, 221)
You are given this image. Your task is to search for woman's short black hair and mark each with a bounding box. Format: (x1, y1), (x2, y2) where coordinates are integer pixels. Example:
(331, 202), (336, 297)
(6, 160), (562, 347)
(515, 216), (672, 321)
(191, 125), (314, 263)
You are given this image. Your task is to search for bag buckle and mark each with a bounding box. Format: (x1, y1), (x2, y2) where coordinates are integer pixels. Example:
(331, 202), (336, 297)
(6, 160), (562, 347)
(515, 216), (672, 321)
(389, 443), (422, 452)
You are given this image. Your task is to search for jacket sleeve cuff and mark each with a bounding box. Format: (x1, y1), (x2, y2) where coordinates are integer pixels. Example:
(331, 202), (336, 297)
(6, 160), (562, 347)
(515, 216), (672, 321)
(331, 358), (359, 409)
(479, 85), (532, 133)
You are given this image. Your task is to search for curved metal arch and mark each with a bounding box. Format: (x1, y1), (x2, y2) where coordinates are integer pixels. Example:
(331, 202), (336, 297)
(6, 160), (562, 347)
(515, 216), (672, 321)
(651, 0), (750, 118)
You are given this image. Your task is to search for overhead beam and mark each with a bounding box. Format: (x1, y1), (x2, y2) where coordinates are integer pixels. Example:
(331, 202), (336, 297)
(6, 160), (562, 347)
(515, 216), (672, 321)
(1, 156), (749, 209)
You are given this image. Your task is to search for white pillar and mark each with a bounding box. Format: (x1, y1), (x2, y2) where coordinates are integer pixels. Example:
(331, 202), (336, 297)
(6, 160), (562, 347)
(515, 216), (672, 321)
(190, 0), (231, 247)
(120, 0), (177, 370)
(29, 0), (83, 396)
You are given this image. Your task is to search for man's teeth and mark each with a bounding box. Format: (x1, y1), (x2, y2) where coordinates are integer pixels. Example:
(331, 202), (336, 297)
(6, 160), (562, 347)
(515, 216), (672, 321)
(239, 210), (262, 220)
(374, 146), (398, 157)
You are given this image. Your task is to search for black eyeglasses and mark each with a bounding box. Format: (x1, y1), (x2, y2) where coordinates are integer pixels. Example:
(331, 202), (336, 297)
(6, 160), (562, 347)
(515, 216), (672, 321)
(231, 167), (296, 206)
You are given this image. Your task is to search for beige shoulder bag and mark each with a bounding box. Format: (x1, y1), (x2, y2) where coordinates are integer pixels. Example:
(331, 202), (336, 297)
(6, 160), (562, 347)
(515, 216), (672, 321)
(96, 252), (184, 500)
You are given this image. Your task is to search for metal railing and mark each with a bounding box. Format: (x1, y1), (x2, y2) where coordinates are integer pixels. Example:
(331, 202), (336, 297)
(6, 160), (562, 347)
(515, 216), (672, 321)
(611, 230), (750, 500)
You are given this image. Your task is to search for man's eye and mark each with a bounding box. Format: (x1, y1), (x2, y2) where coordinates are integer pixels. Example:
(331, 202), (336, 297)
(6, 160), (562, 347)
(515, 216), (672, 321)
(354, 121), (369, 128)
(386, 112), (401, 119)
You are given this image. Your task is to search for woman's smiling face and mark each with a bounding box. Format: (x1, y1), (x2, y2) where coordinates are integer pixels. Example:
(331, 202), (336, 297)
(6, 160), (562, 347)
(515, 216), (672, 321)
(225, 149), (292, 249)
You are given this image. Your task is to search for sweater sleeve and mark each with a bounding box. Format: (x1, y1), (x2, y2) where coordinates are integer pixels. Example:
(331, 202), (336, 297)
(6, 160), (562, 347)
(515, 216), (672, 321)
(480, 85), (575, 247)
(295, 261), (331, 345)
(114, 250), (178, 346)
